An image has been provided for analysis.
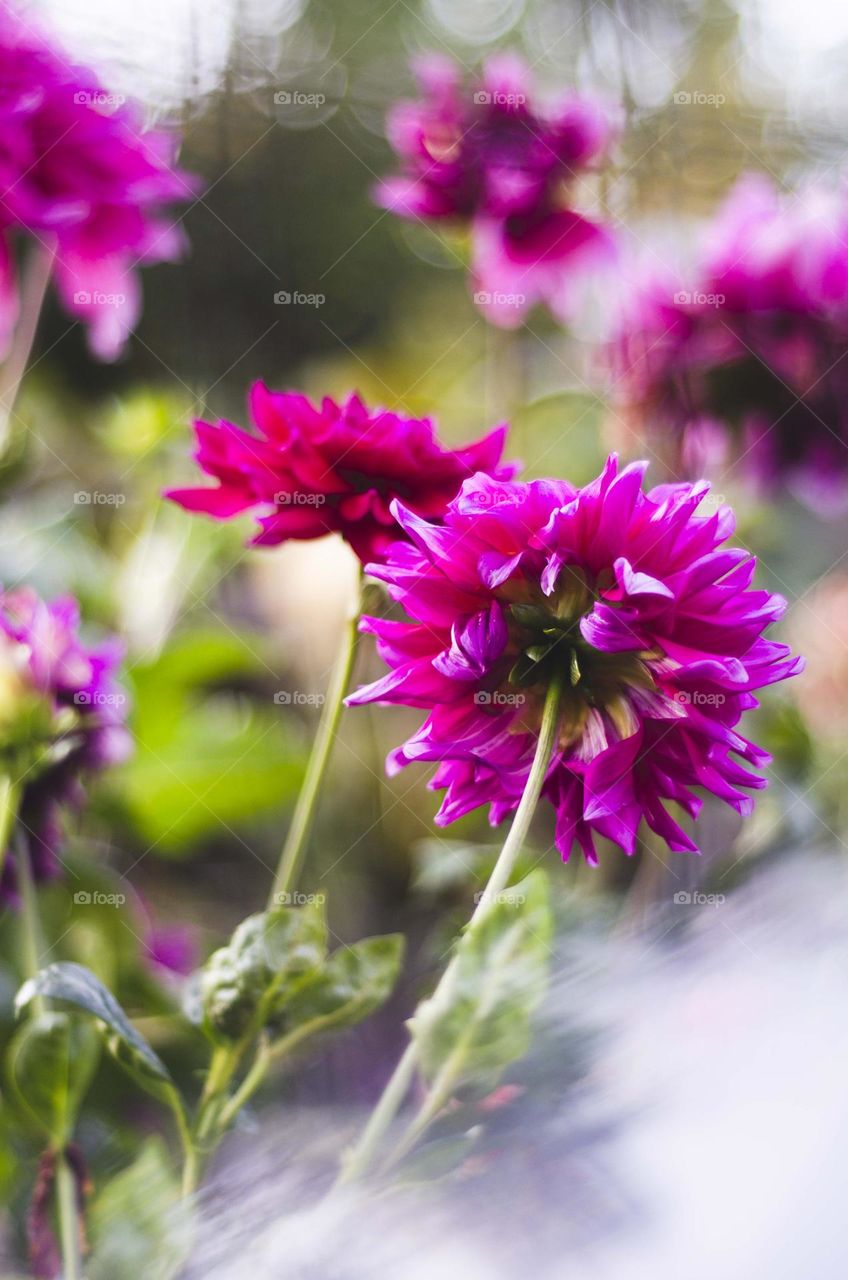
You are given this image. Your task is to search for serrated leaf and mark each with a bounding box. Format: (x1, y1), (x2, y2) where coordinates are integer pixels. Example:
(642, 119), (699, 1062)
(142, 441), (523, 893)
(87, 1138), (193, 1280)
(272, 934), (404, 1047)
(409, 871), (552, 1095)
(16, 962), (171, 1085)
(200, 901), (327, 1043)
(6, 1012), (99, 1144)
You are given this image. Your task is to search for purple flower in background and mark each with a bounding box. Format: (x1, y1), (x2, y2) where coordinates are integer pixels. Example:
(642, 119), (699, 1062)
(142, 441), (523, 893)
(0, 587), (131, 901)
(349, 458), (801, 863)
(376, 52), (618, 328)
(166, 382), (517, 565)
(612, 175), (848, 510)
(0, 1), (198, 359)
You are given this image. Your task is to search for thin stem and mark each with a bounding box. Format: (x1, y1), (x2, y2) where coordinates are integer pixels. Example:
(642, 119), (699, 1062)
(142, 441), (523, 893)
(55, 1154), (81, 1280)
(0, 775), (19, 884)
(0, 242), (55, 455)
(16, 834), (45, 1013)
(268, 571), (363, 907)
(338, 671), (564, 1185)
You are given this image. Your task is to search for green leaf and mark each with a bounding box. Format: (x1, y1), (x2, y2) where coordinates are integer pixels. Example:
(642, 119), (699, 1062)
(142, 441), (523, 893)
(272, 934), (404, 1047)
(87, 1138), (193, 1280)
(16, 962), (172, 1090)
(200, 901), (327, 1043)
(6, 1012), (99, 1144)
(409, 871), (552, 1095)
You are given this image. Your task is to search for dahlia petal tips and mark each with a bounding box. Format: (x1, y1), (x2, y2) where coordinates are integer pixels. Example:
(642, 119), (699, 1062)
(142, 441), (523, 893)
(348, 457), (803, 864)
(166, 383), (518, 564)
(0, 1), (199, 359)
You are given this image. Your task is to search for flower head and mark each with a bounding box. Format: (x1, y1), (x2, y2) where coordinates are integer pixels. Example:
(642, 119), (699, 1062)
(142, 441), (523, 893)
(612, 176), (848, 510)
(166, 381), (517, 564)
(349, 457), (802, 862)
(0, 2), (198, 359)
(0, 587), (131, 900)
(376, 52), (618, 327)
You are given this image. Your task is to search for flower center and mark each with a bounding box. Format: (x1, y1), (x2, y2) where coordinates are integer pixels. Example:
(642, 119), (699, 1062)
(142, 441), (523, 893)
(501, 572), (658, 744)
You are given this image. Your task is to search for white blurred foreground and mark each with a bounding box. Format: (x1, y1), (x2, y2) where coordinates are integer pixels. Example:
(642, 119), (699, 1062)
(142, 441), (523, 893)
(187, 850), (848, 1280)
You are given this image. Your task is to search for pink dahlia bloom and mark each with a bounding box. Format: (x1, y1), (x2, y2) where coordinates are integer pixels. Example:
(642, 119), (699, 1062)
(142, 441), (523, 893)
(0, 587), (131, 901)
(349, 457), (802, 863)
(0, 2), (198, 359)
(376, 52), (618, 328)
(612, 176), (848, 510)
(166, 381), (518, 564)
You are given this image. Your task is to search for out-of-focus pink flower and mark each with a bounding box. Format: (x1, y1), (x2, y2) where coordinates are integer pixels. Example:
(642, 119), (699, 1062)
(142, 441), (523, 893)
(349, 458), (802, 863)
(166, 382), (518, 564)
(0, 586), (131, 901)
(375, 52), (618, 327)
(788, 573), (848, 742)
(611, 176), (848, 510)
(0, 1), (198, 360)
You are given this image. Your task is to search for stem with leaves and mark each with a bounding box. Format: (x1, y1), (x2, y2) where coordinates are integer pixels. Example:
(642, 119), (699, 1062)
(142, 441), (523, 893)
(338, 669), (564, 1185)
(268, 569), (363, 907)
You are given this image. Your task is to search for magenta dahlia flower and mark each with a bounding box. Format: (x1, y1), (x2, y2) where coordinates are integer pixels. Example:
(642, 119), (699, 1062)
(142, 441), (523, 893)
(376, 52), (618, 328)
(166, 381), (517, 564)
(612, 175), (848, 510)
(348, 457), (802, 862)
(0, 587), (131, 902)
(0, 1), (197, 360)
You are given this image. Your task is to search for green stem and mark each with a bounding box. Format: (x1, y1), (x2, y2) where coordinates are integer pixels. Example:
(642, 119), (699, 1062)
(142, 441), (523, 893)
(0, 242), (55, 455)
(16, 834), (45, 1013)
(0, 775), (20, 884)
(56, 1154), (81, 1280)
(337, 671), (564, 1185)
(268, 571), (363, 908)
